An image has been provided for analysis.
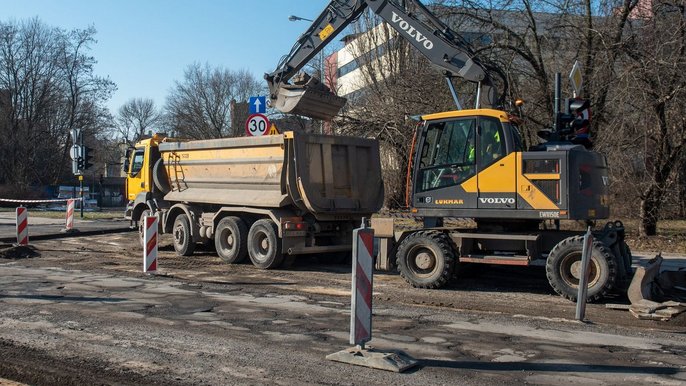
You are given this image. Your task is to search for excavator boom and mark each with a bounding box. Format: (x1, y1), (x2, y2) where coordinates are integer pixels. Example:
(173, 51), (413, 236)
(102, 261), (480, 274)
(266, 0), (502, 120)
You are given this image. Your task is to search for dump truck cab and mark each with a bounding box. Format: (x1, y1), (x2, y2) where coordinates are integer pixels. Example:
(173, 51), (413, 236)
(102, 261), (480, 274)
(123, 135), (180, 221)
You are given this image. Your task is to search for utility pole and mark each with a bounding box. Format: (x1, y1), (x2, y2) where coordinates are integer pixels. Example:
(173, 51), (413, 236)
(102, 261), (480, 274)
(79, 132), (84, 218)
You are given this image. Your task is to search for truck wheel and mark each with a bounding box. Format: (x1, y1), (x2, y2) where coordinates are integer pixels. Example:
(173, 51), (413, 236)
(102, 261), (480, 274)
(247, 219), (283, 269)
(546, 236), (617, 302)
(172, 214), (195, 256)
(396, 231), (456, 289)
(137, 209), (150, 247)
(215, 216), (248, 264)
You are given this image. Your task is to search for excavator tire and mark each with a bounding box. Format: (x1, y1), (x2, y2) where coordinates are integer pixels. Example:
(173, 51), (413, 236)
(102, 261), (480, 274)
(396, 231), (456, 289)
(546, 236), (618, 302)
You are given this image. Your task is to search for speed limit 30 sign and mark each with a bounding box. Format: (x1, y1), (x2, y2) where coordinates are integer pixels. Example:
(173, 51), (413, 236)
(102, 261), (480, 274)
(246, 113), (270, 137)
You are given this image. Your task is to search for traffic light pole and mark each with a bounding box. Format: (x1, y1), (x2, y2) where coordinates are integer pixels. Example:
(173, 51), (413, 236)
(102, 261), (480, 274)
(80, 134), (84, 219)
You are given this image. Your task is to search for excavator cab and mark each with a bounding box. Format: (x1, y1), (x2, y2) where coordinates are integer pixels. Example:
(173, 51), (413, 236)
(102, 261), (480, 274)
(411, 109), (521, 214)
(269, 73), (346, 121)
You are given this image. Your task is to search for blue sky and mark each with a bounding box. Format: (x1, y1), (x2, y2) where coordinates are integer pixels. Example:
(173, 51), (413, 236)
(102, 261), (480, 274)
(1, 0), (333, 114)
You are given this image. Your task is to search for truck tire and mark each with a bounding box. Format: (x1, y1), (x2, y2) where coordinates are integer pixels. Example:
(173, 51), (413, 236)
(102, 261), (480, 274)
(172, 213), (195, 256)
(546, 236), (617, 302)
(247, 219), (284, 269)
(215, 216), (248, 264)
(396, 231), (456, 289)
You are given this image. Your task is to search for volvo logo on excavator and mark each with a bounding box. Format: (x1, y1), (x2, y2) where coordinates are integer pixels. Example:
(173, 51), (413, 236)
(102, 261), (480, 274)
(479, 197), (516, 205)
(391, 12), (434, 50)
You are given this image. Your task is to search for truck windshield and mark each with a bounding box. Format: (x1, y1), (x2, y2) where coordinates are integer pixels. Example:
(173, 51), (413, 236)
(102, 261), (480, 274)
(130, 148), (145, 176)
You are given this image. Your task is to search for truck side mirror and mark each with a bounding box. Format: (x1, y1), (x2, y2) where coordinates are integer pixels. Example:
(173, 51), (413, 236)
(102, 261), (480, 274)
(122, 148), (131, 174)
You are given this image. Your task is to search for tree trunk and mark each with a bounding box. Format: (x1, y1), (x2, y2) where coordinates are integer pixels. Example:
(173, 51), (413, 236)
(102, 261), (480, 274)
(639, 185), (660, 236)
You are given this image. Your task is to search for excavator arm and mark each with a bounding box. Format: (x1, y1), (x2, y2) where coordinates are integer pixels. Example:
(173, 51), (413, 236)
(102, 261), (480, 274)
(266, 0), (502, 120)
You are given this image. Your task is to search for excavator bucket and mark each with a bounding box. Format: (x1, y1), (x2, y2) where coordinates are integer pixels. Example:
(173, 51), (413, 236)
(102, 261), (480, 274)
(270, 74), (347, 121)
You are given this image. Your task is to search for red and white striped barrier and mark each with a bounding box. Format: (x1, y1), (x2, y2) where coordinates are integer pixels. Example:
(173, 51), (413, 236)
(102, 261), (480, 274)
(143, 215), (158, 273)
(16, 207), (29, 245)
(350, 223), (374, 347)
(65, 199), (75, 230)
(326, 220), (417, 372)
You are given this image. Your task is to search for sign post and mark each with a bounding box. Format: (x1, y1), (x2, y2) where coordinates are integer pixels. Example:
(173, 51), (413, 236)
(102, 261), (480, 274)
(15, 206), (29, 246)
(61, 199), (77, 233)
(143, 215), (158, 273)
(575, 227), (594, 321)
(327, 219), (417, 372)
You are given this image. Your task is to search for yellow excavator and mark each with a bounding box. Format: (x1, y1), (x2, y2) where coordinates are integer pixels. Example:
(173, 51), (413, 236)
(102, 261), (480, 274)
(266, 0), (632, 302)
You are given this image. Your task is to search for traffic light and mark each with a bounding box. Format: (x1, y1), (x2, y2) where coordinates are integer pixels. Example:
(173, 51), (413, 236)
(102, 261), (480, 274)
(72, 157), (80, 175)
(556, 98), (591, 135)
(82, 145), (94, 170)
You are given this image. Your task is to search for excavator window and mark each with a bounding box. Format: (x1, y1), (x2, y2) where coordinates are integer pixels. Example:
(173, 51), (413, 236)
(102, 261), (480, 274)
(417, 118), (476, 191)
(478, 117), (506, 168)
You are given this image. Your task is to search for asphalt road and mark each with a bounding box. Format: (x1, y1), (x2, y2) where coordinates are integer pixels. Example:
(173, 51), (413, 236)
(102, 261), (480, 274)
(0, 211), (133, 243)
(0, 218), (685, 385)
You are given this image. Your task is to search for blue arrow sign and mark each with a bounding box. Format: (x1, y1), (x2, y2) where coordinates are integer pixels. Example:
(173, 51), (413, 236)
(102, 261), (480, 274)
(249, 96), (266, 114)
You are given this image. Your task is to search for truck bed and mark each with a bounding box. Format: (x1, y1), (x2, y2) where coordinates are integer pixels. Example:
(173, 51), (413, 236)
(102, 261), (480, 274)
(157, 131), (383, 218)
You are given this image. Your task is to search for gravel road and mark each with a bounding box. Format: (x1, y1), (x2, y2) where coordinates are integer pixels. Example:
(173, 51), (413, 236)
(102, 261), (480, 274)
(1, 231), (685, 385)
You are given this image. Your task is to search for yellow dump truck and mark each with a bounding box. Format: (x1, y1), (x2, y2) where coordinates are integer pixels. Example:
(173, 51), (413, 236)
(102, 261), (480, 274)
(124, 132), (383, 268)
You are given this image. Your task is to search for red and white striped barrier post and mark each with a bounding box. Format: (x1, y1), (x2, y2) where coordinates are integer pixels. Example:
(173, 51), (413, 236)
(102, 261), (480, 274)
(350, 222), (374, 347)
(327, 219), (417, 372)
(16, 206), (29, 245)
(65, 199), (75, 230)
(143, 215), (158, 273)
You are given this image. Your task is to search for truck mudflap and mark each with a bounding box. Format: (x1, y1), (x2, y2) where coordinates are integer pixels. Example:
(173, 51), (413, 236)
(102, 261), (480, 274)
(270, 74), (346, 121)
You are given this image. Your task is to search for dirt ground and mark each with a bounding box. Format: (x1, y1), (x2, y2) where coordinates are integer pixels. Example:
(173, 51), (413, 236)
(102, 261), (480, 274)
(1, 231), (686, 385)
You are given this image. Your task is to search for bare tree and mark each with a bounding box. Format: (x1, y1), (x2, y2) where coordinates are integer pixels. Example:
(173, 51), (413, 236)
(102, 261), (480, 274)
(116, 98), (161, 145)
(606, 1), (686, 236)
(0, 18), (114, 196)
(165, 63), (263, 139)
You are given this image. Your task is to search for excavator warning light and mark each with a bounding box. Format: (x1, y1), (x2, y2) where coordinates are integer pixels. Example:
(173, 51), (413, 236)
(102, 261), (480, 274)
(515, 99), (525, 107)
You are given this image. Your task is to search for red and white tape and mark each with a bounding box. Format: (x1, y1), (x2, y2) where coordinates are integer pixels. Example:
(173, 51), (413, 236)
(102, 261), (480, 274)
(143, 215), (158, 273)
(16, 207), (29, 245)
(0, 198), (81, 204)
(350, 225), (374, 347)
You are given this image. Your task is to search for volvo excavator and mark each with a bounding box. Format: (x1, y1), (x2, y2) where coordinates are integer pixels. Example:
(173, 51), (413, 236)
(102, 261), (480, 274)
(266, 0), (632, 302)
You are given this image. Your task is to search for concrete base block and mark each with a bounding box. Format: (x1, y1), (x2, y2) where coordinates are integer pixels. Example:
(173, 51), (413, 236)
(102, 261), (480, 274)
(326, 346), (418, 372)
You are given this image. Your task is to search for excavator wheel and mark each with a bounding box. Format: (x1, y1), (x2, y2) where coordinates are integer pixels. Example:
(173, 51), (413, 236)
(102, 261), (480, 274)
(396, 231), (456, 289)
(546, 236), (618, 302)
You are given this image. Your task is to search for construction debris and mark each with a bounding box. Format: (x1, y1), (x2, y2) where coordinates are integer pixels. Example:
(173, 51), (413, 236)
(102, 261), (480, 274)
(626, 254), (686, 321)
(0, 243), (40, 259)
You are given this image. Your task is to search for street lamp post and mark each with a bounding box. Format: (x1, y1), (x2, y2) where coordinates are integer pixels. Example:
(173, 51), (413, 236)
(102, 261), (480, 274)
(289, 14), (326, 134)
